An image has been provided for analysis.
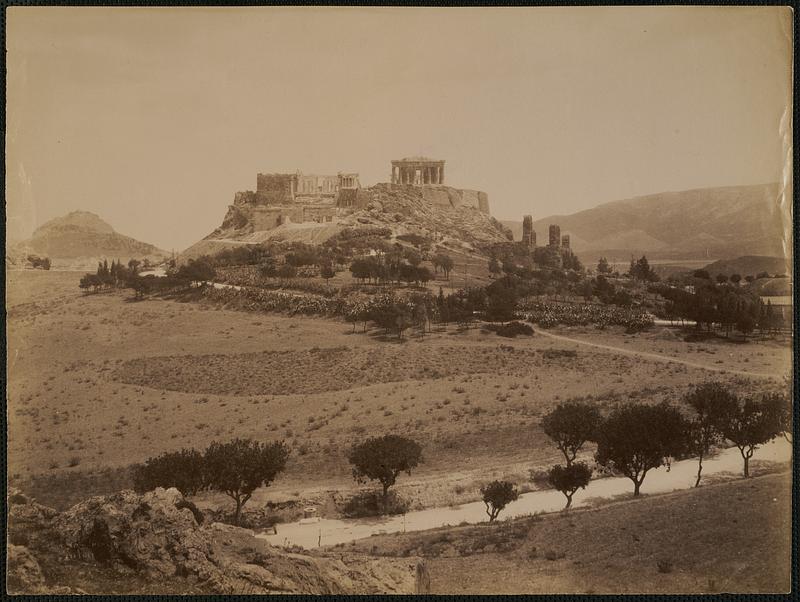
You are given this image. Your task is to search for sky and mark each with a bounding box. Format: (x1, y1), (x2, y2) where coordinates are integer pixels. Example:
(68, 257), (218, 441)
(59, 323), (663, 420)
(6, 6), (793, 251)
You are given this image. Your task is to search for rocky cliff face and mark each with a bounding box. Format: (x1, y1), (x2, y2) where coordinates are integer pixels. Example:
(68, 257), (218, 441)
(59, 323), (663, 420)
(6, 487), (420, 595)
(7, 211), (168, 269)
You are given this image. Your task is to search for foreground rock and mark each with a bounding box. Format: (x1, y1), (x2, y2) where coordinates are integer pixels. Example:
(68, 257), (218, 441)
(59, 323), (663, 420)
(7, 487), (420, 594)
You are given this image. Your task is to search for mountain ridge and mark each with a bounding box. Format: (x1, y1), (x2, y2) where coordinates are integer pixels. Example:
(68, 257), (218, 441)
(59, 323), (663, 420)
(503, 183), (788, 261)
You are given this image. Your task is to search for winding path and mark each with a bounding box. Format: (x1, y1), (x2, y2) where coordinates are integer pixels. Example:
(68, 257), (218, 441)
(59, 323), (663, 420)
(537, 329), (781, 379)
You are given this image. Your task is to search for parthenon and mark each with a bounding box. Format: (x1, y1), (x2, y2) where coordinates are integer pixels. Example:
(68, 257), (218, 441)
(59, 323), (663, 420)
(391, 157), (445, 186)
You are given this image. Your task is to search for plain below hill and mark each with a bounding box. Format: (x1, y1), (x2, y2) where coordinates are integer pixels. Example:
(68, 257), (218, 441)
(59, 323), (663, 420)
(7, 211), (168, 270)
(504, 183), (788, 262)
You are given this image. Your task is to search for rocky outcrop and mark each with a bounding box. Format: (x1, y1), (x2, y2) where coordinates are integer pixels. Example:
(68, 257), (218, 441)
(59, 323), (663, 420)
(6, 487), (418, 595)
(190, 182), (511, 261)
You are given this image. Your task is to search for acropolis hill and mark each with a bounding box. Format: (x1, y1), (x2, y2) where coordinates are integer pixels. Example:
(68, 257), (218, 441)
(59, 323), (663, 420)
(183, 157), (510, 259)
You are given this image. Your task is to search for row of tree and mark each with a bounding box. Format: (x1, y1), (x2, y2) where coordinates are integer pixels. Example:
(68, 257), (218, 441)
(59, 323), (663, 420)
(539, 382), (790, 509)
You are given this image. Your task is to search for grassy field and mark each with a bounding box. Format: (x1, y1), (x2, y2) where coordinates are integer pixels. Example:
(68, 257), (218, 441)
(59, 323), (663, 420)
(344, 473), (792, 594)
(7, 270), (791, 515)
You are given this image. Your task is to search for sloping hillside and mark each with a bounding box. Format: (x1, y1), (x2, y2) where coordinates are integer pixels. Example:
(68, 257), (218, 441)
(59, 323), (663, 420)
(8, 211), (168, 269)
(507, 184), (788, 261)
(701, 255), (791, 278)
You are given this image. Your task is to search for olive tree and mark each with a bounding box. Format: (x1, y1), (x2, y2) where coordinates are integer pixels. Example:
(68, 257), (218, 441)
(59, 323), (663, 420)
(349, 435), (422, 508)
(547, 462), (592, 509)
(541, 402), (601, 466)
(480, 480), (519, 522)
(684, 383), (738, 487)
(595, 402), (689, 496)
(721, 396), (783, 478)
(204, 438), (289, 525)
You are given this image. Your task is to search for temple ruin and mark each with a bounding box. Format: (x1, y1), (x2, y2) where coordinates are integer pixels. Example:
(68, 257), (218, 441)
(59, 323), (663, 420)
(223, 156), (491, 232)
(391, 157), (445, 185)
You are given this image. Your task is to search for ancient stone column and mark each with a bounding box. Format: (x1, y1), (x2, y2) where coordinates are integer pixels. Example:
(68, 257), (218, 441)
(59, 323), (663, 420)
(522, 215), (534, 248)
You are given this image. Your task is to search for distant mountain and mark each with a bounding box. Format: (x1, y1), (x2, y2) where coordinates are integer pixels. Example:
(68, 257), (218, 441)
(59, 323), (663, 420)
(505, 183), (788, 261)
(7, 211), (168, 269)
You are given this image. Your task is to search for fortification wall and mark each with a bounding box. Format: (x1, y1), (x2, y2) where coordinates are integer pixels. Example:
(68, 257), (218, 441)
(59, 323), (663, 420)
(419, 186), (490, 214)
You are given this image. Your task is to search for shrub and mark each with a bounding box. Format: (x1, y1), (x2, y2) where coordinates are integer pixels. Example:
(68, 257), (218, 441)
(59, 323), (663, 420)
(484, 321), (534, 338)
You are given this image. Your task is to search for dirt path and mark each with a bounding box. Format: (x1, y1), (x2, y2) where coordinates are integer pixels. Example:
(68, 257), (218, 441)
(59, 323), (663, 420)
(537, 329), (781, 379)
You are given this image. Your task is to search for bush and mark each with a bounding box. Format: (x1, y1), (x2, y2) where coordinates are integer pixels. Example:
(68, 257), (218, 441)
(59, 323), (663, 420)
(132, 448), (206, 496)
(484, 321), (534, 338)
(342, 490), (408, 518)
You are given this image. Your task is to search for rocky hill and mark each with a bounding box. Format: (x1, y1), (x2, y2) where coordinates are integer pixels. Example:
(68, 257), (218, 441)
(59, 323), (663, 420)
(7, 211), (168, 270)
(504, 183), (788, 261)
(7, 487), (420, 595)
(182, 184), (512, 261)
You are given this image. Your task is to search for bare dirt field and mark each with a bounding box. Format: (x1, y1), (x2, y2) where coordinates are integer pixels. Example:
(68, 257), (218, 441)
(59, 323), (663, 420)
(345, 473), (792, 594)
(7, 270), (792, 514)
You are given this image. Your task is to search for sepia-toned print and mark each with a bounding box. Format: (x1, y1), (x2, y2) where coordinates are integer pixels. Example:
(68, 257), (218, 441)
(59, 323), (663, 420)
(5, 6), (793, 595)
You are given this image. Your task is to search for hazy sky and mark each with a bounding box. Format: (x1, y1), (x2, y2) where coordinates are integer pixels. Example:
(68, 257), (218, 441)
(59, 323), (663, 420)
(6, 6), (792, 251)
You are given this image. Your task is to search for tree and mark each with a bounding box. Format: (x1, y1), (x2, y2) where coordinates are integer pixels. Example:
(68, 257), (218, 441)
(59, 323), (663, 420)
(684, 383), (738, 487)
(485, 279), (518, 323)
(203, 439), (289, 525)
(177, 258), (215, 284)
(480, 480), (519, 522)
(320, 262), (335, 284)
(578, 280), (594, 304)
(127, 259), (141, 275)
(132, 448), (206, 497)
(595, 403), (689, 496)
(349, 435), (422, 508)
(720, 396), (782, 478)
(716, 273), (729, 284)
(693, 269), (711, 280)
(434, 253), (454, 279)
(488, 257), (502, 279)
(730, 273), (741, 285)
(404, 248), (422, 267)
(259, 257), (278, 277)
(541, 402), (601, 466)
(763, 389), (792, 444)
(597, 257), (612, 274)
(630, 255), (657, 281)
(547, 462), (592, 509)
